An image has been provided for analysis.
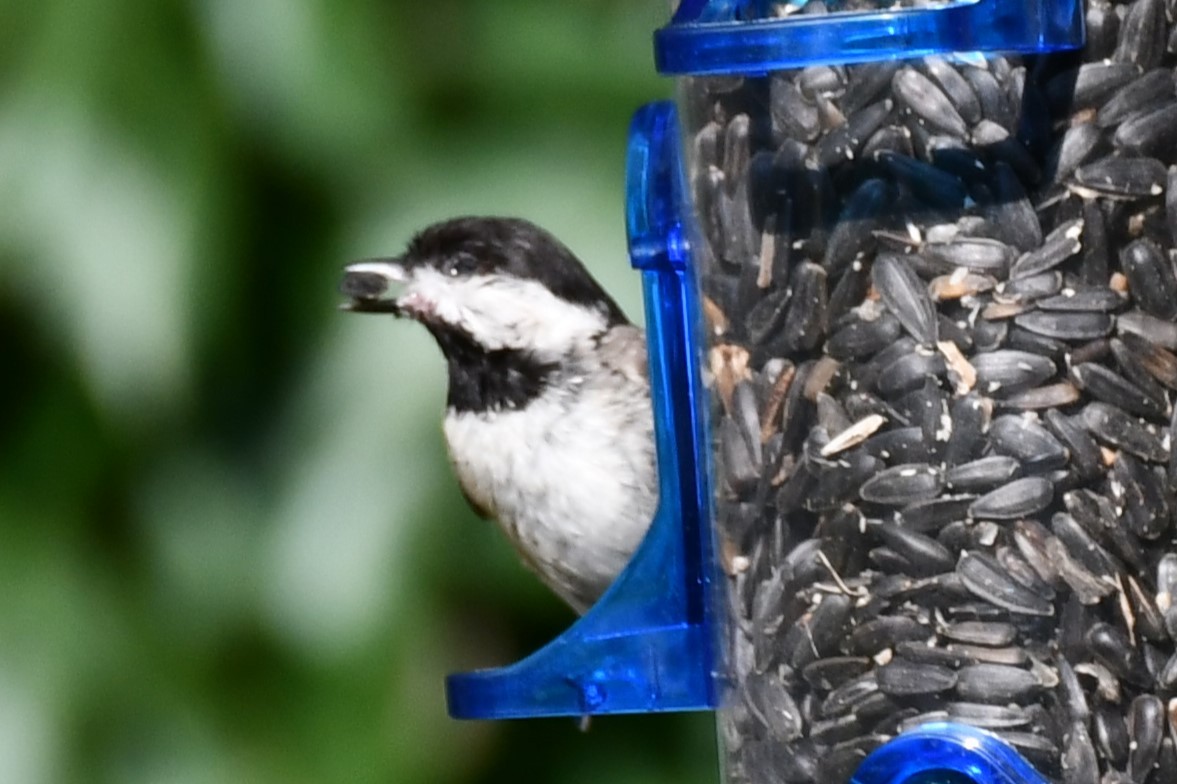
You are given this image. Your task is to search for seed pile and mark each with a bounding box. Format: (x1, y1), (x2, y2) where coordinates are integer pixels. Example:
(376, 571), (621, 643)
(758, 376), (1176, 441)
(691, 1), (1177, 782)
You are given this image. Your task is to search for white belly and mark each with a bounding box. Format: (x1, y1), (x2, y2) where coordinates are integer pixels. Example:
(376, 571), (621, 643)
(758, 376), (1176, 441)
(442, 385), (657, 613)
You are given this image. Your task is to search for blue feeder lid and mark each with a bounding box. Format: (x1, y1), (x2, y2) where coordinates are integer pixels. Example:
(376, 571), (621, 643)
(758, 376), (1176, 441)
(655, 0), (1085, 75)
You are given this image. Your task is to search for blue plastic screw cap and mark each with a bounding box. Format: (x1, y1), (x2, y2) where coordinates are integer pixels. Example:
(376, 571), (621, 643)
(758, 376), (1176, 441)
(851, 724), (1053, 784)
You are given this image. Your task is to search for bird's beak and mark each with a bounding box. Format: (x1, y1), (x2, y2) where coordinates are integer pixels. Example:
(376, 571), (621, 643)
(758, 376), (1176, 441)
(339, 259), (407, 315)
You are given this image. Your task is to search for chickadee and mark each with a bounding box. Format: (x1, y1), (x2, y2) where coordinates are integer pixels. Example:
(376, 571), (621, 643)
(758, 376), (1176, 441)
(340, 217), (657, 613)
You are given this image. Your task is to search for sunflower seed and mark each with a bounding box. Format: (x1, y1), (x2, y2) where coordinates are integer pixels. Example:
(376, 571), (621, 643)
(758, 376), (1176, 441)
(1076, 661), (1123, 705)
(1120, 237), (1177, 320)
(997, 731), (1059, 768)
(822, 178), (892, 275)
(955, 663), (1046, 703)
(1088, 622), (1152, 688)
(1002, 380), (1081, 414)
(1113, 0), (1165, 70)
(922, 237), (1016, 275)
(1014, 310), (1114, 340)
(1118, 309), (1177, 350)
(1045, 62), (1140, 113)
(876, 658), (958, 696)
(942, 393), (992, 466)
(895, 495), (975, 533)
(948, 702), (1034, 730)
(877, 350), (946, 397)
(1057, 660), (1091, 725)
(940, 620), (1017, 646)
(1070, 155), (1167, 200)
(827, 312), (902, 359)
(1038, 286), (1126, 312)
(809, 714), (866, 747)
(1112, 452), (1171, 539)
(1010, 219), (1084, 279)
(1072, 362), (1168, 419)
(745, 671), (805, 742)
(988, 415), (1069, 472)
(1115, 333), (1177, 391)
(846, 616), (930, 657)
(859, 463), (945, 505)
(946, 455), (1022, 492)
(802, 657), (873, 691)
(1128, 694), (1164, 782)
(996, 544), (1056, 598)
(1127, 575), (1168, 643)
(771, 78), (822, 143)
(1061, 721), (1100, 784)
(871, 522), (954, 577)
(1045, 123), (1106, 185)
(872, 254), (939, 345)
(1114, 101), (1177, 158)
(893, 641), (973, 668)
(988, 162), (1043, 252)
(1079, 402), (1168, 461)
(970, 476), (1055, 519)
(1101, 336), (1177, 409)
(1093, 703), (1130, 767)
(958, 550), (1055, 616)
(892, 67), (968, 138)
(862, 426), (936, 464)
(1156, 740), (1177, 784)
(971, 350), (1056, 395)
(1048, 536), (1117, 605)
(1051, 512), (1120, 578)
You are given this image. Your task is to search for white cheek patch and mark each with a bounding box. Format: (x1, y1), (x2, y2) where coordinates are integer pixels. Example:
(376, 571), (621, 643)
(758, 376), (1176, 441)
(404, 268), (610, 356)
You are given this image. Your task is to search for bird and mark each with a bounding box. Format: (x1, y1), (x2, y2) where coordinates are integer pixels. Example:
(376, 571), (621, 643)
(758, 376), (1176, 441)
(340, 216), (658, 614)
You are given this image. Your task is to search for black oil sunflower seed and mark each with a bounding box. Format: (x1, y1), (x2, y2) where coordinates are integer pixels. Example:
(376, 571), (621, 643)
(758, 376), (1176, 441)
(1120, 237), (1177, 320)
(859, 463), (945, 505)
(988, 415), (1069, 472)
(1071, 362), (1168, 419)
(969, 476), (1055, 519)
(892, 67), (968, 138)
(871, 254), (939, 345)
(957, 550), (1055, 616)
(955, 663), (1046, 703)
(1013, 310), (1114, 341)
(876, 658), (958, 696)
(946, 456), (1022, 492)
(1079, 401), (1168, 461)
(971, 350), (1056, 395)
(1070, 155), (1167, 200)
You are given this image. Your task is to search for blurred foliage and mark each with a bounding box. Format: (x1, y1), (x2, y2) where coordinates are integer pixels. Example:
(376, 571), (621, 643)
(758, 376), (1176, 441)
(0, 1), (718, 783)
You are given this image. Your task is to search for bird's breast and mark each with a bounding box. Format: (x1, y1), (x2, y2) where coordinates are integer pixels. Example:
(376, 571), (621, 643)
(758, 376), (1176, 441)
(441, 381), (657, 612)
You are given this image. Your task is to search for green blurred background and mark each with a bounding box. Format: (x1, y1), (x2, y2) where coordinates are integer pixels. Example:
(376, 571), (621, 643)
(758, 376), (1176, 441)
(0, 1), (719, 782)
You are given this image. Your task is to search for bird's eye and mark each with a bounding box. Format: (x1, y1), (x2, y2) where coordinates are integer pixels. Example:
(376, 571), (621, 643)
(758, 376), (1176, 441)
(445, 252), (479, 277)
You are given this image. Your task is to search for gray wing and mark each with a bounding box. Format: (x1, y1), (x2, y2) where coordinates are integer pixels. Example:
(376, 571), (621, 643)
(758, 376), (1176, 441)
(597, 324), (649, 385)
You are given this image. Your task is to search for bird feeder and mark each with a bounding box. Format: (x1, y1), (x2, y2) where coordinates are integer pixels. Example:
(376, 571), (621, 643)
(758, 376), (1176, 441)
(441, 1), (1177, 782)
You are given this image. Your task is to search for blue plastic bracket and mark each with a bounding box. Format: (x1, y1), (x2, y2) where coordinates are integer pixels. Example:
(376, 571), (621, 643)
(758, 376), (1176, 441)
(445, 101), (721, 720)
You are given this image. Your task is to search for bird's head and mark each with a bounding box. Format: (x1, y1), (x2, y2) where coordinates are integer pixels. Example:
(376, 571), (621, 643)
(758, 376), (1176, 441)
(341, 217), (629, 361)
